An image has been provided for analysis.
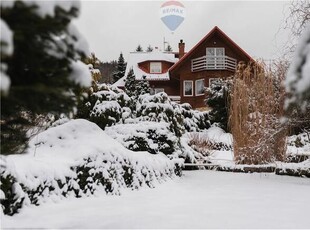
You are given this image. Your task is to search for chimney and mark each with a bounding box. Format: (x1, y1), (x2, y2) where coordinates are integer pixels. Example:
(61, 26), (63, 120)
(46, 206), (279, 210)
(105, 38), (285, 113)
(178, 39), (185, 59)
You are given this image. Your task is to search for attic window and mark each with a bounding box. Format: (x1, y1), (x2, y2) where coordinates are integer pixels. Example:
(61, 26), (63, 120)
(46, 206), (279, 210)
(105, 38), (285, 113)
(206, 47), (225, 57)
(150, 62), (162, 73)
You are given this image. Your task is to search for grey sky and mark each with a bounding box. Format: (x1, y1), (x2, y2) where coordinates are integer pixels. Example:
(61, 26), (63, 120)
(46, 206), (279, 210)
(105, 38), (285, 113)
(75, 1), (292, 62)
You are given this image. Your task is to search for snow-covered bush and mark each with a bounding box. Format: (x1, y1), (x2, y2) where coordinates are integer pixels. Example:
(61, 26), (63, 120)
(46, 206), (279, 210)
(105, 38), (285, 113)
(286, 24), (310, 111)
(188, 126), (233, 155)
(106, 122), (178, 156)
(0, 119), (181, 215)
(77, 85), (210, 163)
(286, 131), (310, 162)
(136, 93), (185, 137)
(178, 103), (210, 132)
(77, 84), (133, 129)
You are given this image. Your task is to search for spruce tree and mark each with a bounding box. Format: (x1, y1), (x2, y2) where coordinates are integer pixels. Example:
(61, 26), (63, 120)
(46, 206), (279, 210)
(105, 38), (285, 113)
(124, 68), (136, 97)
(136, 45), (143, 52)
(205, 78), (232, 131)
(112, 52), (126, 83)
(146, 45), (153, 52)
(135, 76), (150, 98)
(1, 2), (90, 155)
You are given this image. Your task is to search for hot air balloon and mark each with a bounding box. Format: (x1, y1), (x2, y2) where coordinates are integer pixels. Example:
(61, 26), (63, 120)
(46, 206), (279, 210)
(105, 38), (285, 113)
(160, 1), (185, 32)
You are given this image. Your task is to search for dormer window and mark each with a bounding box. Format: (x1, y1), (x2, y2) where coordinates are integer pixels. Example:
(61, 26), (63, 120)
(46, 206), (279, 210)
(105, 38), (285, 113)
(150, 62), (162, 73)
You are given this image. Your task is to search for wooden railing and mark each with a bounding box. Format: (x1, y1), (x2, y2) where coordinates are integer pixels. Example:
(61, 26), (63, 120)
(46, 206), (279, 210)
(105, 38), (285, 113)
(191, 55), (237, 72)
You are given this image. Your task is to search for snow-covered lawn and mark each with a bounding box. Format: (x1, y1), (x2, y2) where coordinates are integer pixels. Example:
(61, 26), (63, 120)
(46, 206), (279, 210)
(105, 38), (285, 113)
(3, 170), (310, 229)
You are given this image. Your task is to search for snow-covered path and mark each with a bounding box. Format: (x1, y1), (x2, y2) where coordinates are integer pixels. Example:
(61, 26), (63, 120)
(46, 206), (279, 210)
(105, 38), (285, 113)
(3, 171), (310, 229)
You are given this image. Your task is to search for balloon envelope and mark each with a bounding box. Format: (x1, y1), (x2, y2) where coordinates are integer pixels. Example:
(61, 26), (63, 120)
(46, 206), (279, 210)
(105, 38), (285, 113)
(160, 1), (185, 32)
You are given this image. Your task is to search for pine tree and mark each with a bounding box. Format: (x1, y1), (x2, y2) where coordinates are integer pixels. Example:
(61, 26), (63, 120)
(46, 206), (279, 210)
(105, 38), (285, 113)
(205, 78), (232, 131)
(165, 44), (173, 52)
(135, 76), (150, 98)
(124, 68), (136, 97)
(136, 45), (143, 52)
(146, 45), (153, 52)
(112, 52), (126, 83)
(1, 2), (90, 155)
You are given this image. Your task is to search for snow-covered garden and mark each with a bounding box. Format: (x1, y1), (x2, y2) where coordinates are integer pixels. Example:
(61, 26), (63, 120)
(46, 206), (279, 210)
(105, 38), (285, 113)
(1, 0), (310, 229)
(2, 170), (310, 229)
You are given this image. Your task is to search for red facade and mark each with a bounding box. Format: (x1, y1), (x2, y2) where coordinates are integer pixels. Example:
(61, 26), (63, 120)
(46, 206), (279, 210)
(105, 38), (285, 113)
(117, 26), (254, 109)
(169, 26), (253, 108)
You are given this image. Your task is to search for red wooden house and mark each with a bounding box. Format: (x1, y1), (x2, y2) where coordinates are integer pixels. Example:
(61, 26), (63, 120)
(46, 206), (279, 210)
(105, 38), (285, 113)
(114, 26), (254, 108)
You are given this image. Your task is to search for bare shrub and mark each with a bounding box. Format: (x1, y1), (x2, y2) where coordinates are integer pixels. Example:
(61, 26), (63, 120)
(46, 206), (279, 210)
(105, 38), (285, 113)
(188, 133), (215, 157)
(229, 61), (287, 164)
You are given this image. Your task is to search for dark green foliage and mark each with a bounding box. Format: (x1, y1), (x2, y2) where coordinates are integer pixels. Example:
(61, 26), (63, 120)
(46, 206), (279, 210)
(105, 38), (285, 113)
(179, 103), (210, 132)
(124, 68), (136, 97)
(206, 78), (232, 132)
(76, 84), (133, 130)
(136, 93), (185, 137)
(1, 154), (181, 215)
(0, 174), (24, 216)
(146, 45), (153, 52)
(136, 44), (143, 52)
(135, 76), (150, 98)
(1, 2), (87, 155)
(126, 129), (175, 155)
(112, 52), (126, 83)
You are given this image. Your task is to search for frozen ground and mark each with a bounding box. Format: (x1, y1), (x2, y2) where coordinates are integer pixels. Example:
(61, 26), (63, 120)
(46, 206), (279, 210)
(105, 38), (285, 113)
(3, 170), (310, 229)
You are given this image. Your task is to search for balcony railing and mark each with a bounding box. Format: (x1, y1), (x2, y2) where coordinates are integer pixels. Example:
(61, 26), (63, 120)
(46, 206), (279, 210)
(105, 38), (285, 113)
(191, 55), (237, 72)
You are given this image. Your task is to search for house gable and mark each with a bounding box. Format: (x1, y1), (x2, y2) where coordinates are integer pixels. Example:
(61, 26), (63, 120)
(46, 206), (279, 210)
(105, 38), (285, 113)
(170, 26), (254, 75)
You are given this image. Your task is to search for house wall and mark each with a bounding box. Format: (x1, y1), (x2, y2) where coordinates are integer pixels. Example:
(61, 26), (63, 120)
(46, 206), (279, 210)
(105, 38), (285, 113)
(149, 78), (180, 96)
(171, 32), (252, 109)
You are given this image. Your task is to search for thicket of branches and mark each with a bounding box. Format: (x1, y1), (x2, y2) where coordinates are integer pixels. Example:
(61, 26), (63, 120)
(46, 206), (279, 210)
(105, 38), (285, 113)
(229, 62), (287, 164)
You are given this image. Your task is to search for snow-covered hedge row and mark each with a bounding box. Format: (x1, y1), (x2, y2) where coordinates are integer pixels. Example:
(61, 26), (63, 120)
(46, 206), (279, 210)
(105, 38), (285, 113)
(78, 84), (210, 135)
(105, 122), (178, 155)
(0, 119), (182, 216)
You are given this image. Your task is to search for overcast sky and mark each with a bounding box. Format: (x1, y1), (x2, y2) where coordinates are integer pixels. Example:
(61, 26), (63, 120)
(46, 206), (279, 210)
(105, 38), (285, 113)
(75, 1), (293, 62)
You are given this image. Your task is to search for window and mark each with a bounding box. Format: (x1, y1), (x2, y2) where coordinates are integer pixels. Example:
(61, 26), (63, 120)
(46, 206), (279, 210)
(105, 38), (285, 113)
(150, 62), (162, 73)
(155, 88), (165, 94)
(209, 78), (218, 87)
(206, 47), (225, 57)
(184, 81), (193, 96)
(195, 79), (205, 96)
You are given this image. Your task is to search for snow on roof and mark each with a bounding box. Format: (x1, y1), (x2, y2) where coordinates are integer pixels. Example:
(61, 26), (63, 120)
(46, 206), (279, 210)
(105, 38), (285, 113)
(114, 50), (178, 87)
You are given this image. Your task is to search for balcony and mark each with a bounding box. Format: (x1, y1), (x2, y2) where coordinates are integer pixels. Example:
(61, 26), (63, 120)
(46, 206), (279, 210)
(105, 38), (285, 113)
(191, 55), (237, 72)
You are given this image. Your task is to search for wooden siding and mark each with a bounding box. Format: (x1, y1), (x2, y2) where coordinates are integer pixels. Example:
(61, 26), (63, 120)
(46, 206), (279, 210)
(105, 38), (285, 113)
(149, 78), (180, 96)
(171, 31), (252, 109)
(138, 61), (173, 74)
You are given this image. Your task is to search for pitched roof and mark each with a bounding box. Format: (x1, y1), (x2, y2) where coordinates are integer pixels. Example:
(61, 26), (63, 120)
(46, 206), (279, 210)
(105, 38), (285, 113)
(113, 50), (178, 87)
(169, 26), (254, 73)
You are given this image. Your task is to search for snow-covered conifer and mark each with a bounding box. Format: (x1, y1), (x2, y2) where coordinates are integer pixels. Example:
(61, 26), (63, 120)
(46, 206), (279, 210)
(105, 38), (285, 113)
(124, 68), (136, 97)
(136, 45), (143, 52)
(205, 78), (232, 131)
(135, 76), (150, 98)
(112, 52), (126, 83)
(1, 1), (91, 155)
